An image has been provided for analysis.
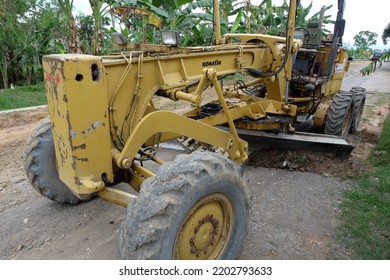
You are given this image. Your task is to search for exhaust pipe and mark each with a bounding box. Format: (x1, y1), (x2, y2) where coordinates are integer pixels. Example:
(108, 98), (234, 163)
(213, 0), (221, 45)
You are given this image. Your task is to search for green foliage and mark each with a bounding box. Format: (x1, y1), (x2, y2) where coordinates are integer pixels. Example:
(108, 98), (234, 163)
(229, 0), (333, 36)
(78, 14), (95, 54)
(0, 0), (65, 89)
(77, 12), (111, 54)
(88, 0), (113, 54)
(382, 50), (390, 62)
(340, 115), (390, 259)
(110, 0), (214, 46)
(370, 113), (390, 165)
(0, 0), (342, 87)
(0, 83), (47, 110)
(353, 30), (378, 50)
(360, 49), (390, 76)
(0, 0), (29, 88)
(382, 22), (390, 45)
(109, 0), (336, 47)
(184, 19), (213, 46)
(360, 60), (379, 76)
(355, 27), (389, 75)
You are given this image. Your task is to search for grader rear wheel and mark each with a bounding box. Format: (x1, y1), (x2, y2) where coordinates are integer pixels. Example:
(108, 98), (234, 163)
(349, 87), (366, 133)
(324, 91), (354, 137)
(118, 151), (250, 260)
(24, 118), (82, 204)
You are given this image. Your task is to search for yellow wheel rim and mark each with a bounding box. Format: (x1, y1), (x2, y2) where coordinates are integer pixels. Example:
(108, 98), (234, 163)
(173, 193), (233, 260)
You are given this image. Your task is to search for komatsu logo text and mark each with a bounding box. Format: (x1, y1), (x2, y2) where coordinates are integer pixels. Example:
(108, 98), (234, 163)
(202, 60), (222, 67)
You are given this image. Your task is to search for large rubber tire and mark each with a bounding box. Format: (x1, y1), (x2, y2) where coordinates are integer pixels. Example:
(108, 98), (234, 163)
(24, 118), (82, 204)
(349, 87), (366, 133)
(324, 91), (355, 137)
(119, 151), (251, 260)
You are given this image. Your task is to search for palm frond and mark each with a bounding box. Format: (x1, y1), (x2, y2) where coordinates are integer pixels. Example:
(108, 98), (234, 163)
(360, 50), (390, 76)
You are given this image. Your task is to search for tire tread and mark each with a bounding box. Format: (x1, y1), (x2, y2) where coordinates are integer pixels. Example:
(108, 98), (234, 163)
(24, 118), (81, 205)
(119, 151), (250, 260)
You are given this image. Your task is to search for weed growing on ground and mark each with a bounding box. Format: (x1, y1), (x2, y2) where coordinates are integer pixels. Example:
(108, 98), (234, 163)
(340, 114), (390, 259)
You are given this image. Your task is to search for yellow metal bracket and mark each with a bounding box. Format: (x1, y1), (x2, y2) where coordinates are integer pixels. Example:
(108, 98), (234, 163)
(206, 68), (247, 162)
(98, 186), (137, 207)
(114, 110), (248, 168)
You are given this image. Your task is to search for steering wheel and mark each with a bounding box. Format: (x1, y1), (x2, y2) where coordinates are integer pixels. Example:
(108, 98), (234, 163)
(295, 27), (311, 44)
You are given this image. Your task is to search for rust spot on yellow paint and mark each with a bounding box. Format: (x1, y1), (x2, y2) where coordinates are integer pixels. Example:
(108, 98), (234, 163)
(81, 121), (105, 135)
(72, 156), (88, 162)
(72, 144), (87, 151)
(74, 177), (82, 186)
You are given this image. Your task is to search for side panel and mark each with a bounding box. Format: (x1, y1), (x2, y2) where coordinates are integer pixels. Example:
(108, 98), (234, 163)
(318, 46), (349, 96)
(43, 54), (113, 198)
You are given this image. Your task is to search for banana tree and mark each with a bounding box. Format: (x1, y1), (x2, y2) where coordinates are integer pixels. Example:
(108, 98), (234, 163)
(89, 0), (114, 54)
(238, 0), (333, 35)
(110, 0), (213, 45)
(252, 0), (334, 35)
(56, 0), (82, 53)
(110, 0), (167, 43)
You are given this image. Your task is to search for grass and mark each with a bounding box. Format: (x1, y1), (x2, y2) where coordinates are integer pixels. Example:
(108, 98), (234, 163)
(363, 92), (390, 117)
(0, 83), (47, 111)
(340, 114), (390, 259)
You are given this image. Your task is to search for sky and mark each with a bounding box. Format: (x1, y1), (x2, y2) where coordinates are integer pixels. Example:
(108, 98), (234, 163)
(295, 0), (389, 50)
(73, 0), (389, 50)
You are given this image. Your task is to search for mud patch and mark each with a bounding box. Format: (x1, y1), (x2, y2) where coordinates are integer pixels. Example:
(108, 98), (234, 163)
(0, 107), (48, 130)
(248, 147), (368, 179)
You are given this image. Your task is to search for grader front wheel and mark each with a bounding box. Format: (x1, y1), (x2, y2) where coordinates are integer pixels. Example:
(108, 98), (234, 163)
(118, 151), (250, 260)
(174, 192), (233, 259)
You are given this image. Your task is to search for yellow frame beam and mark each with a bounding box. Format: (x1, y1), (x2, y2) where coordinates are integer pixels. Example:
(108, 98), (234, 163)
(114, 110), (248, 168)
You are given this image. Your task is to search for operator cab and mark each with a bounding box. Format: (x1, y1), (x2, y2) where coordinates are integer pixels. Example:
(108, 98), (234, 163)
(293, 21), (323, 78)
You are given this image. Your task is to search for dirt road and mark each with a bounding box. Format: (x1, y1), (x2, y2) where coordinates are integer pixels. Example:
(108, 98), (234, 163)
(0, 61), (389, 260)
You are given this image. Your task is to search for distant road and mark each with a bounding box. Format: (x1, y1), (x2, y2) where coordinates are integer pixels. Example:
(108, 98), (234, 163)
(342, 60), (390, 92)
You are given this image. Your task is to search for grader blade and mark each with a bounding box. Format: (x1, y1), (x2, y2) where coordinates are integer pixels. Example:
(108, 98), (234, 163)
(231, 128), (354, 158)
(162, 129), (354, 158)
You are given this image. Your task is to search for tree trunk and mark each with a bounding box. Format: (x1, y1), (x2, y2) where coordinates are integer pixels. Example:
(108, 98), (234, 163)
(91, 26), (101, 55)
(1, 53), (9, 89)
(27, 65), (34, 85)
(67, 16), (82, 54)
(26, 67), (31, 85)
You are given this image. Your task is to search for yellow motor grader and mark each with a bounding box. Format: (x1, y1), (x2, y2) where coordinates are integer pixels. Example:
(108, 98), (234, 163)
(24, 0), (364, 259)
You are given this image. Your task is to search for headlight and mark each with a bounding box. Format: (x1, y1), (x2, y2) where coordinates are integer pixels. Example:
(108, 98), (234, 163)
(161, 31), (180, 47)
(111, 32), (128, 46)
